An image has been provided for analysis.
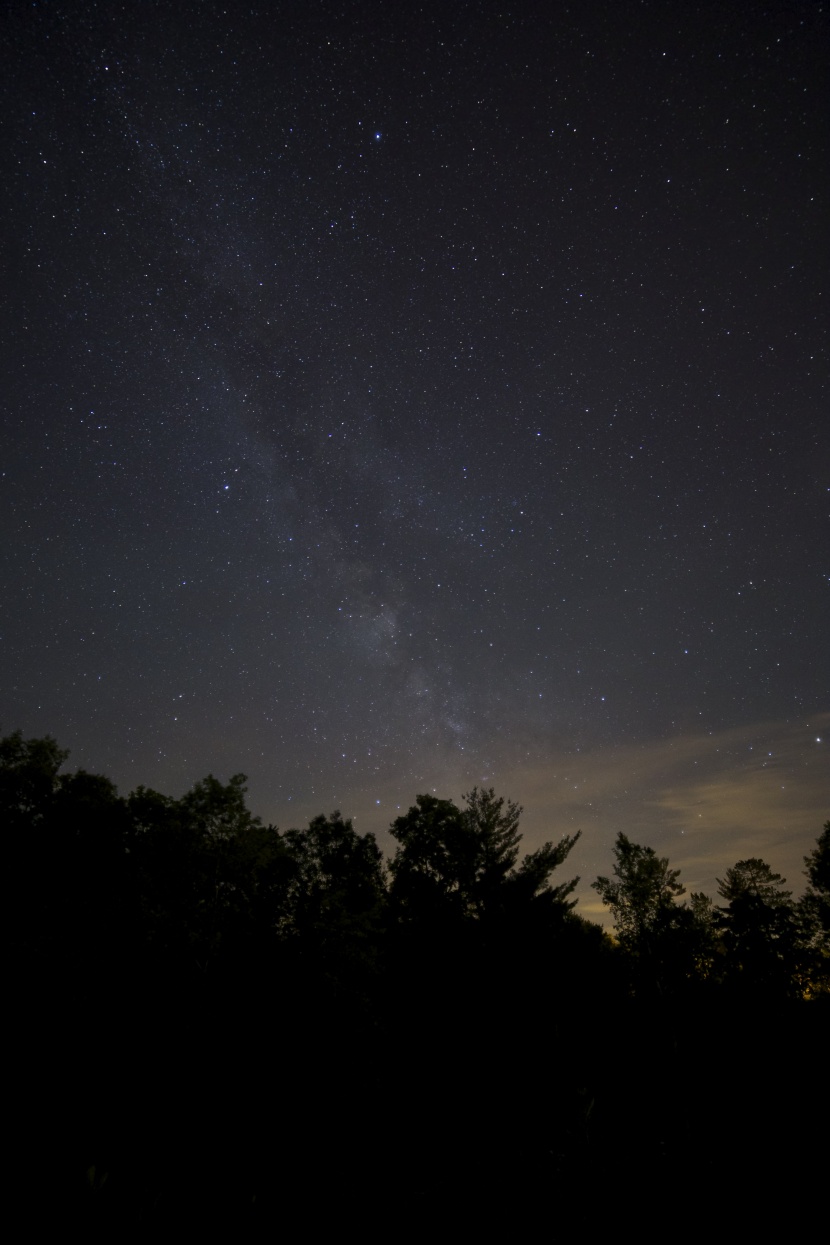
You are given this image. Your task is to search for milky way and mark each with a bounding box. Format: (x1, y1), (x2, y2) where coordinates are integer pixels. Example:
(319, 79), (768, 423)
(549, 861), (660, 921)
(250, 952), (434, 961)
(2, 1), (827, 910)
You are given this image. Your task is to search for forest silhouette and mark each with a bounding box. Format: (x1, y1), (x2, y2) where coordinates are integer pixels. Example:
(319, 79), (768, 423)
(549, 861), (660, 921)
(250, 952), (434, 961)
(5, 730), (828, 1231)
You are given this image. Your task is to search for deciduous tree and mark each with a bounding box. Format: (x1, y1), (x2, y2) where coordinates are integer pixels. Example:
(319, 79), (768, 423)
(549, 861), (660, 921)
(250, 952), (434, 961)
(592, 833), (685, 953)
(389, 787), (579, 924)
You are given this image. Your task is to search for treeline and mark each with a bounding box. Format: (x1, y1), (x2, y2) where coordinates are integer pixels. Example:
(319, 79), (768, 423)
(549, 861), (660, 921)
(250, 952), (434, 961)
(5, 730), (829, 1231)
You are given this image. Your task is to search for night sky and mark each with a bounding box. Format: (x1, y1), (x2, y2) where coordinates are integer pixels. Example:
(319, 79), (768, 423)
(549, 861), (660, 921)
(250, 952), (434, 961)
(2, 0), (827, 918)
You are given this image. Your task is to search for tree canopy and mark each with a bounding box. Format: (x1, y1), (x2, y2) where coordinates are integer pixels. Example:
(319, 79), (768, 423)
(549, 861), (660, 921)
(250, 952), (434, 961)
(388, 786), (580, 925)
(592, 832), (685, 951)
(802, 822), (830, 941)
(3, 728), (829, 1230)
(716, 858), (799, 995)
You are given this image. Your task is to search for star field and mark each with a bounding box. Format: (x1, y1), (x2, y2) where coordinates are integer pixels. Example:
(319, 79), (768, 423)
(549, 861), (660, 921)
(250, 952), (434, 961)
(1, 0), (827, 909)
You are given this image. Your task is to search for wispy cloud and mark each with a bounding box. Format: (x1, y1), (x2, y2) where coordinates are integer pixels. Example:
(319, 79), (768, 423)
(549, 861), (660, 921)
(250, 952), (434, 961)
(262, 712), (828, 925)
(487, 712), (829, 917)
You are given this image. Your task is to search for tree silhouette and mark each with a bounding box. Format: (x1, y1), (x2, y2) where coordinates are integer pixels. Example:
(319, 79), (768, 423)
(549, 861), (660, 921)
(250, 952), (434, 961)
(278, 811), (387, 1008)
(3, 727), (828, 1229)
(126, 772), (286, 978)
(716, 858), (797, 996)
(591, 833), (722, 995)
(796, 823), (830, 995)
(685, 890), (720, 981)
(592, 833), (685, 951)
(1, 729), (68, 830)
(801, 822), (830, 938)
(388, 792), (478, 922)
(282, 811), (386, 925)
(389, 786), (579, 925)
(805, 822), (830, 892)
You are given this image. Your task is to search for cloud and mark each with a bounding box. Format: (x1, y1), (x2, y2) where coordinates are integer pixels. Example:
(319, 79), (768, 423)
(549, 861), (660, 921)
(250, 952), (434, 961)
(258, 711), (827, 927)
(490, 711), (829, 918)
